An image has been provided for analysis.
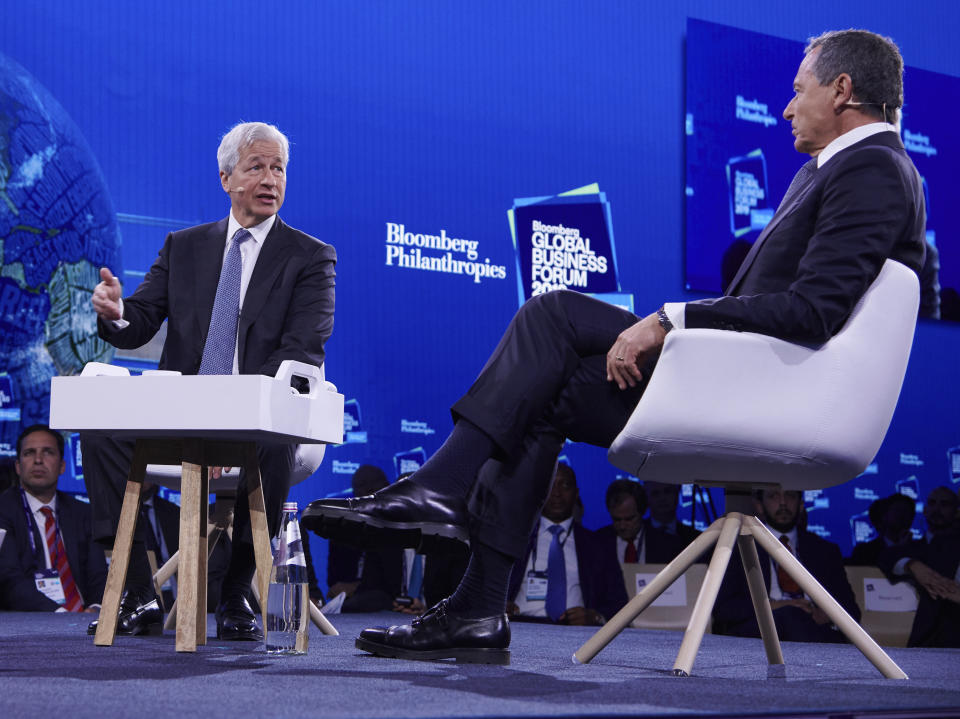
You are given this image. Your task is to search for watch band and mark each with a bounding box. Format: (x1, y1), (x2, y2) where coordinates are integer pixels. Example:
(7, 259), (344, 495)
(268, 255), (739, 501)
(657, 306), (674, 333)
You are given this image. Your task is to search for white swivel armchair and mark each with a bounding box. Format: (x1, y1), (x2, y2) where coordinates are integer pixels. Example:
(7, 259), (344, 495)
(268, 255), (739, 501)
(575, 259), (919, 679)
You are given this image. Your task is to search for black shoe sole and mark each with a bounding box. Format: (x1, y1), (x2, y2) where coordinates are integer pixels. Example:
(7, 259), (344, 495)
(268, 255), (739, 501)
(355, 637), (510, 665)
(301, 507), (468, 554)
(87, 619), (162, 637)
(216, 625), (263, 641)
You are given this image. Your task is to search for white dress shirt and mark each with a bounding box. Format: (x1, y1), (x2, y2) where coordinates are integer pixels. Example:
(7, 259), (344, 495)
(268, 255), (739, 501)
(513, 516), (585, 618)
(24, 491), (56, 571)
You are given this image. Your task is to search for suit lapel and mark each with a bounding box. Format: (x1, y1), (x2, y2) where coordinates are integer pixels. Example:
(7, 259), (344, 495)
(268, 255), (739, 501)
(725, 158), (819, 295)
(195, 219), (229, 342)
(237, 217), (294, 364)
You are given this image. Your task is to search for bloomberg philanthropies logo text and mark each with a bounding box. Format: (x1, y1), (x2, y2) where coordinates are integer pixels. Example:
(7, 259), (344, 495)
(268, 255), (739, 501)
(386, 222), (507, 284)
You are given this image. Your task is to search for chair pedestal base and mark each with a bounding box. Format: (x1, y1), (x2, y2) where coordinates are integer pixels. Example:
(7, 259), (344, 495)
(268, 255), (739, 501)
(573, 499), (907, 679)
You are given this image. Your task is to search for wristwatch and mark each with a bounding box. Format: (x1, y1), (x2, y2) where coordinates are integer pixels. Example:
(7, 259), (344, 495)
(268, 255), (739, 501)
(656, 306), (674, 333)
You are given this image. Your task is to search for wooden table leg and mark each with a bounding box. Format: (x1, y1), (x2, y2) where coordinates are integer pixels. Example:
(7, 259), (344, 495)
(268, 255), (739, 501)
(95, 441), (148, 647)
(176, 452), (204, 653)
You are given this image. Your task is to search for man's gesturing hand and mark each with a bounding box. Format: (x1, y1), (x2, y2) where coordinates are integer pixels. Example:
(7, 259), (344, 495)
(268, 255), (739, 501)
(606, 312), (667, 390)
(92, 267), (123, 321)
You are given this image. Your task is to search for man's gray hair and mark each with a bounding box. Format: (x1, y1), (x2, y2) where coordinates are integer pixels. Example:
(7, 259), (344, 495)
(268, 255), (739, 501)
(217, 121), (289, 175)
(805, 30), (903, 123)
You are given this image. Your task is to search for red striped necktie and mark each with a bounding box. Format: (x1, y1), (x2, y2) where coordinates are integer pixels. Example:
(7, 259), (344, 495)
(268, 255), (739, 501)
(624, 540), (638, 563)
(39, 506), (83, 612)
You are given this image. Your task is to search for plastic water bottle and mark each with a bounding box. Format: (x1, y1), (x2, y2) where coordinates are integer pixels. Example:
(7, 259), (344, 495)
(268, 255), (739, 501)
(265, 502), (308, 655)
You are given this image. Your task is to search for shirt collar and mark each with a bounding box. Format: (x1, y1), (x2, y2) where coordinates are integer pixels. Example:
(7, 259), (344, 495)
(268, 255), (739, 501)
(23, 489), (56, 516)
(817, 122), (898, 168)
(763, 522), (798, 547)
(226, 212), (276, 247)
(541, 515), (574, 535)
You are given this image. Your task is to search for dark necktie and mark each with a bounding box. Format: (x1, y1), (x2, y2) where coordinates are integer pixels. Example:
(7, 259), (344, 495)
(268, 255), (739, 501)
(40, 507), (83, 612)
(199, 228), (251, 375)
(776, 534), (802, 598)
(779, 157), (818, 207)
(545, 525), (566, 621)
(624, 539), (638, 563)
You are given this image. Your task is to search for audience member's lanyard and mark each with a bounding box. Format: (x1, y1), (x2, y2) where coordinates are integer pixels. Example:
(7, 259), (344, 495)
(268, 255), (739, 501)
(18, 488), (63, 566)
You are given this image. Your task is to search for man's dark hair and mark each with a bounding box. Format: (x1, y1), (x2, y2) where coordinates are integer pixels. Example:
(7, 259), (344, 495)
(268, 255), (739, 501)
(605, 478), (647, 516)
(887, 492), (917, 522)
(805, 29), (903, 123)
(15, 424), (65, 459)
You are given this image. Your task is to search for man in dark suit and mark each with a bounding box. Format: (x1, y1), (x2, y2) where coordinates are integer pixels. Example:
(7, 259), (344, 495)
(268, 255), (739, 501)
(306, 30), (925, 663)
(713, 489), (859, 642)
(596, 478), (688, 565)
(877, 487), (960, 647)
(846, 493), (915, 567)
(84, 121), (336, 639)
(0, 425), (107, 612)
(507, 464), (627, 626)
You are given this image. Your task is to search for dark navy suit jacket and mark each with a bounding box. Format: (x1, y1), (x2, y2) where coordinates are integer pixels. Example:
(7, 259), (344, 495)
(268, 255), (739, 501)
(98, 216), (336, 379)
(878, 532), (960, 647)
(0, 487), (107, 611)
(595, 519), (697, 565)
(508, 520), (628, 622)
(686, 131), (925, 344)
(713, 527), (859, 635)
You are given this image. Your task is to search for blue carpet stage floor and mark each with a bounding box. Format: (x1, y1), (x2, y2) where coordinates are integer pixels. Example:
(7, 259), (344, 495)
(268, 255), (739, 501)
(1, 612), (960, 719)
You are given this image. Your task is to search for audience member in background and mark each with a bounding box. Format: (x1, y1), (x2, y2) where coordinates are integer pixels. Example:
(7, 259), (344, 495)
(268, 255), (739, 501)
(644, 481), (701, 549)
(0, 425), (107, 612)
(846, 493), (916, 566)
(923, 486), (959, 541)
(342, 544), (429, 615)
(878, 487), (960, 647)
(713, 488), (859, 642)
(597, 479), (685, 564)
(507, 464), (627, 626)
(138, 482), (230, 612)
(327, 465), (391, 601)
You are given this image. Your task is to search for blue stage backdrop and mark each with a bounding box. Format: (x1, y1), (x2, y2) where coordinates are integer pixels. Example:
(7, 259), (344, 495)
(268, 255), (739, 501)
(1, 2), (958, 590)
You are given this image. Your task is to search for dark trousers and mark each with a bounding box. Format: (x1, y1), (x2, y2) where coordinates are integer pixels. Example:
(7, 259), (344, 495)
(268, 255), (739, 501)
(727, 605), (849, 644)
(452, 290), (653, 558)
(81, 433), (294, 576)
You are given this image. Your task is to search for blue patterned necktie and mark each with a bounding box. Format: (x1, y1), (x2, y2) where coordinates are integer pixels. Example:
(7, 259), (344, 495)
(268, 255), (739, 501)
(199, 228), (251, 375)
(545, 524), (566, 621)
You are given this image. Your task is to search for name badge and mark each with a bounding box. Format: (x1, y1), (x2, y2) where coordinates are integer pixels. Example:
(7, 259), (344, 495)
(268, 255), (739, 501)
(35, 569), (66, 605)
(526, 570), (548, 601)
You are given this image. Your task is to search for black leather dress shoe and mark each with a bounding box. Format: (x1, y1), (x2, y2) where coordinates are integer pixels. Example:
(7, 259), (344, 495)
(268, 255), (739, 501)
(216, 593), (263, 641)
(86, 589), (162, 637)
(301, 478), (468, 554)
(356, 599), (510, 664)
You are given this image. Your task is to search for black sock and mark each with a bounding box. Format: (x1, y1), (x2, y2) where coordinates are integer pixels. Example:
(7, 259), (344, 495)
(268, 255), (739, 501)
(410, 420), (497, 499)
(445, 541), (514, 617)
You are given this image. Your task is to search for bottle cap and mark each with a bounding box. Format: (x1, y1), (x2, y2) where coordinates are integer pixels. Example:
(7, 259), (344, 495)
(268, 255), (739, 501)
(282, 501), (298, 511)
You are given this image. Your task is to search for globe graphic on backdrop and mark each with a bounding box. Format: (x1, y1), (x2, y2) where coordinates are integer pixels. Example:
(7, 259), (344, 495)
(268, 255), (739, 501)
(0, 50), (121, 460)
